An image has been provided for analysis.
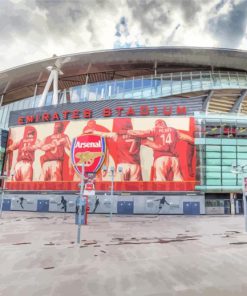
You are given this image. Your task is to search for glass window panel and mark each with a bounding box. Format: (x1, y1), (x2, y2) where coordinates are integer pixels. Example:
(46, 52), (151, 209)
(237, 153), (247, 159)
(1, 106), (8, 126)
(206, 166), (221, 172)
(238, 74), (247, 87)
(237, 179), (243, 186)
(133, 79), (143, 99)
(211, 73), (221, 87)
(237, 146), (247, 152)
(11, 101), (18, 111)
(229, 73), (238, 85)
(17, 100), (24, 110)
(124, 79), (132, 92)
(114, 80), (123, 99)
(33, 95), (41, 108)
(222, 152), (236, 159)
(206, 145), (221, 152)
(70, 86), (81, 103)
(201, 72), (212, 89)
(219, 73), (230, 87)
(222, 159), (235, 165)
(207, 158), (221, 165)
(88, 83), (98, 101)
(206, 172), (221, 178)
(45, 92), (53, 106)
(206, 152), (221, 158)
(222, 165), (233, 172)
(222, 146), (236, 152)
(25, 97), (33, 109)
(22, 99), (29, 109)
(79, 85), (87, 101)
(98, 83), (107, 100)
(236, 160), (247, 166)
(205, 139), (221, 145)
(142, 79), (152, 97)
(133, 78), (142, 89)
(237, 139), (247, 145)
(206, 179), (222, 186)
(222, 179), (237, 186)
(222, 139), (237, 145)
(108, 81), (116, 98)
(222, 172), (237, 179)
(0, 109), (3, 124)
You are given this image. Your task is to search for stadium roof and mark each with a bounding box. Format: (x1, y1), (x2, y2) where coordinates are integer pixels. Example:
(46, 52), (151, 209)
(1, 46), (247, 105)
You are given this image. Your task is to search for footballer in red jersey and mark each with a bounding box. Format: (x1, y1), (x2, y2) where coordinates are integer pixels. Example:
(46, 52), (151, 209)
(112, 118), (142, 181)
(76, 119), (113, 181)
(128, 119), (194, 181)
(7, 126), (39, 181)
(87, 118), (142, 181)
(4, 135), (13, 178)
(39, 122), (71, 181)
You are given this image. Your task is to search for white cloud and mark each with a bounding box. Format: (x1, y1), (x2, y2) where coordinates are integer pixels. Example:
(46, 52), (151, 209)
(0, 0), (246, 71)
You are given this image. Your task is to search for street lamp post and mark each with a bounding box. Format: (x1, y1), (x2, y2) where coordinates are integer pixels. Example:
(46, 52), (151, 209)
(109, 167), (114, 221)
(77, 162), (85, 244)
(0, 175), (8, 219)
(242, 174), (247, 232)
(102, 165), (122, 221)
(232, 164), (247, 232)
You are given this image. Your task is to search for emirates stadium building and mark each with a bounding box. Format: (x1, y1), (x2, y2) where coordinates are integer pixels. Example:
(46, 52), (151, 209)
(1, 46), (247, 215)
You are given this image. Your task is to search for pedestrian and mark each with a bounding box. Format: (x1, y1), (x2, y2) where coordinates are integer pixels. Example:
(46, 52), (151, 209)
(93, 196), (100, 213)
(58, 196), (67, 212)
(155, 196), (170, 213)
(19, 197), (25, 209)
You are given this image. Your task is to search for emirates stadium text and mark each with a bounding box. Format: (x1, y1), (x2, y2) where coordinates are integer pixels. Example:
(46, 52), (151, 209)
(17, 105), (187, 125)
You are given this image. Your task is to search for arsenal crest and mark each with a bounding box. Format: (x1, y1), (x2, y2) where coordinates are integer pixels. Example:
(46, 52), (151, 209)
(71, 134), (106, 175)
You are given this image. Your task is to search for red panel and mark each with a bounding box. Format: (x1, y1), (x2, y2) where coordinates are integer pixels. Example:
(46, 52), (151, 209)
(5, 181), (198, 192)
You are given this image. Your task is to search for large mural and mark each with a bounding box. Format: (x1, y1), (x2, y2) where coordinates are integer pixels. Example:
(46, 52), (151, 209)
(4, 117), (196, 191)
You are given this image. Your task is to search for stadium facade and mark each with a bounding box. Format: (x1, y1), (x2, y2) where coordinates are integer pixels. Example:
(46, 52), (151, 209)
(1, 46), (247, 215)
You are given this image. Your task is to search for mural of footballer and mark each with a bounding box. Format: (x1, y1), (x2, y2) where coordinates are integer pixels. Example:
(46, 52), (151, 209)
(81, 119), (112, 181)
(71, 119), (113, 182)
(127, 119), (194, 181)
(39, 122), (72, 181)
(112, 118), (142, 181)
(84, 118), (142, 181)
(6, 126), (39, 181)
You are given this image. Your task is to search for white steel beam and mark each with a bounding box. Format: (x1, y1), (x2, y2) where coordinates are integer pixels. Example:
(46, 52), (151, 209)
(202, 90), (214, 113)
(230, 89), (247, 113)
(38, 71), (54, 107)
(52, 69), (59, 105)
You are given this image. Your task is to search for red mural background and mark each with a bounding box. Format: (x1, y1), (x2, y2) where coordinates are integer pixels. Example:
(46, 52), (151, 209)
(5, 117), (197, 191)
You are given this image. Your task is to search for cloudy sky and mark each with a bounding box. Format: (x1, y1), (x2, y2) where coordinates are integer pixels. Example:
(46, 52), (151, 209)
(0, 0), (247, 71)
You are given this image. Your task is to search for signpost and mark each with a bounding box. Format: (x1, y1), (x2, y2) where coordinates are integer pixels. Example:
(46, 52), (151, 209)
(243, 176), (247, 232)
(71, 134), (106, 244)
(0, 175), (7, 218)
(76, 163), (85, 244)
(102, 165), (123, 221)
(232, 164), (247, 232)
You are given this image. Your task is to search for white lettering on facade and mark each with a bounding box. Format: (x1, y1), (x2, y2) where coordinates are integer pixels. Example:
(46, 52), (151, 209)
(75, 140), (101, 149)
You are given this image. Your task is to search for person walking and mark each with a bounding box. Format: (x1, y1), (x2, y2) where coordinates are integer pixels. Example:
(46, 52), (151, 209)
(58, 196), (67, 212)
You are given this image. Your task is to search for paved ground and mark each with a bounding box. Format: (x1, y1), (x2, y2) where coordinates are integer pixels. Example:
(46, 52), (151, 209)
(1, 212), (247, 296)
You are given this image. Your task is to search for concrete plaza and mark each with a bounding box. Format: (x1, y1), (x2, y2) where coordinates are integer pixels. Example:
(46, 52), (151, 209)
(1, 212), (247, 296)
